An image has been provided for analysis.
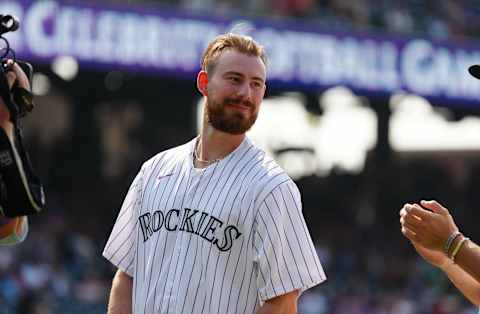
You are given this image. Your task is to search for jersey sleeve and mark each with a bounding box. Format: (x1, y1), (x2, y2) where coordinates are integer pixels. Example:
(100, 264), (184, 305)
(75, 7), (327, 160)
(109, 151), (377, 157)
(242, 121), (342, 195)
(103, 168), (144, 276)
(253, 180), (326, 303)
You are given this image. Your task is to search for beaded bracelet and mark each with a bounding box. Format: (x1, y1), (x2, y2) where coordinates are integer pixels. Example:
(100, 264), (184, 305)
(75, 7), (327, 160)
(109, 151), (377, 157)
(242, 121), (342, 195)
(444, 231), (461, 255)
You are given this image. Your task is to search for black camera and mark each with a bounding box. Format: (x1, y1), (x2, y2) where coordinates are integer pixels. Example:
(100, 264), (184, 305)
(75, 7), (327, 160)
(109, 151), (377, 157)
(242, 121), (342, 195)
(0, 14), (35, 120)
(0, 14), (45, 218)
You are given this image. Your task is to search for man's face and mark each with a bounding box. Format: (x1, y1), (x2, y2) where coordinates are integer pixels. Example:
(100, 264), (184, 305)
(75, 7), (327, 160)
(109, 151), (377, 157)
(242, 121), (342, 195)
(205, 49), (266, 135)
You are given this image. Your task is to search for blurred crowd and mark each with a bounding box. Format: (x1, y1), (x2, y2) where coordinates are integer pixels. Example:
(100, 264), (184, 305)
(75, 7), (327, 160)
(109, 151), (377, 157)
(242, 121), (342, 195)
(131, 0), (480, 40)
(0, 207), (111, 314)
(2, 154), (480, 313)
(2, 0), (480, 313)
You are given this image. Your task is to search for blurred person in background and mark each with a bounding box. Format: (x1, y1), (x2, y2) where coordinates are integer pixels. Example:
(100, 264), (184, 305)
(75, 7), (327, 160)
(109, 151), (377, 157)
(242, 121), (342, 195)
(0, 59), (34, 246)
(103, 32), (326, 314)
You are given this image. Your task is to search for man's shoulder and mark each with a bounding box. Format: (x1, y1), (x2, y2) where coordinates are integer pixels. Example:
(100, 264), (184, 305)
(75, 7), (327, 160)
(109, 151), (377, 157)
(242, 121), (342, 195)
(248, 145), (288, 178)
(248, 150), (300, 208)
(246, 145), (294, 192)
(141, 140), (193, 173)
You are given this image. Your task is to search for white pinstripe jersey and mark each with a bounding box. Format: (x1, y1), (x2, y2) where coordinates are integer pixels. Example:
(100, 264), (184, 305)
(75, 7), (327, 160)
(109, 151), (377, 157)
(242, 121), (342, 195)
(103, 136), (326, 314)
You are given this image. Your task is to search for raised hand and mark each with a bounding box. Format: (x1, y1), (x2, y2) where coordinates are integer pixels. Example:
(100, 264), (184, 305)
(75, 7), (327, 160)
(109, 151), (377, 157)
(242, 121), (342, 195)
(399, 200), (458, 253)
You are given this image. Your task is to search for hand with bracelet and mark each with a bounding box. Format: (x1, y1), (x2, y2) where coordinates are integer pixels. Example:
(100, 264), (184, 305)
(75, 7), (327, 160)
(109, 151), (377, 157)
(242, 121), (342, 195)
(400, 200), (480, 306)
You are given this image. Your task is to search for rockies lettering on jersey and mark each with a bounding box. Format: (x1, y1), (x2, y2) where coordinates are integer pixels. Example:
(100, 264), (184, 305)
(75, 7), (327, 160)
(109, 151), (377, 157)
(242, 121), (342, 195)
(103, 136), (326, 314)
(139, 208), (242, 251)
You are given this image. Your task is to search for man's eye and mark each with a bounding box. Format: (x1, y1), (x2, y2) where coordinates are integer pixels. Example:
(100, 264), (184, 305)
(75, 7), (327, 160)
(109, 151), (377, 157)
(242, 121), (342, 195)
(252, 82), (262, 89)
(229, 77), (240, 83)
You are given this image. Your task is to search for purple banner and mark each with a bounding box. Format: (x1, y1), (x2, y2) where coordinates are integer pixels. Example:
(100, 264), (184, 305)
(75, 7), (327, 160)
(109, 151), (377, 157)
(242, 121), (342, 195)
(2, 0), (480, 106)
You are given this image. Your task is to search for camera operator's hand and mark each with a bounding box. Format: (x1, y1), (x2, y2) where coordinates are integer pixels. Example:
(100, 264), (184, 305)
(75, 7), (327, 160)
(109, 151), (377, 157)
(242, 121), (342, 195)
(0, 59), (30, 141)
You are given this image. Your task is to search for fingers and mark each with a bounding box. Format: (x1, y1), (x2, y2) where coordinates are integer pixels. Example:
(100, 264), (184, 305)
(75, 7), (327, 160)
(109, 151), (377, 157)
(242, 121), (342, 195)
(399, 203), (432, 238)
(400, 214), (425, 242)
(400, 201), (457, 252)
(420, 200), (449, 215)
(399, 203), (415, 217)
(401, 203), (432, 220)
(4, 70), (16, 90)
(10, 62), (30, 90)
(3, 60), (30, 90)
(400, 213), (422, 230)
(401, 226), (417, 242)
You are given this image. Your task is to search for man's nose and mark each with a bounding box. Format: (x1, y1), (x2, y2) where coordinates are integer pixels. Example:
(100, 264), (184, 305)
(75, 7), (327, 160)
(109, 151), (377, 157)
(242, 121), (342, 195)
(236, 82), (252, 101)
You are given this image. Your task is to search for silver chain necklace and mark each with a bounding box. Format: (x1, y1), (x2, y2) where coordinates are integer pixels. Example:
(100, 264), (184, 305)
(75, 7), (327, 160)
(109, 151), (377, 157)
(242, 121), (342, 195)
(193, 138), (221, 164)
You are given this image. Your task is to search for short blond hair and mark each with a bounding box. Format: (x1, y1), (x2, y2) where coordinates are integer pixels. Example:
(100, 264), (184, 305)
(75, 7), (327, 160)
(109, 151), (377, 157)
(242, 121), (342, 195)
(201, 33), (267, 74)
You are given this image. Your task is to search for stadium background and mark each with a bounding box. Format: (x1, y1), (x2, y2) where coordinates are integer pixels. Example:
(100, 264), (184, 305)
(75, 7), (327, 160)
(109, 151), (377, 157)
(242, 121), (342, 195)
(1, 0), (480, 313)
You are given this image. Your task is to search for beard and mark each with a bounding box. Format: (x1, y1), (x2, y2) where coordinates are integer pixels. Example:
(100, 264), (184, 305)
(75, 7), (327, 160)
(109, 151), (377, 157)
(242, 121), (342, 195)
(206, 97), (258, 135)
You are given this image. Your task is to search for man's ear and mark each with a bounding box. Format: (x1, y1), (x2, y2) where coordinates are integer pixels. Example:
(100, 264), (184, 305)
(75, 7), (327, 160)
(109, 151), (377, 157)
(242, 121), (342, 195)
(197, 71), (208, 96)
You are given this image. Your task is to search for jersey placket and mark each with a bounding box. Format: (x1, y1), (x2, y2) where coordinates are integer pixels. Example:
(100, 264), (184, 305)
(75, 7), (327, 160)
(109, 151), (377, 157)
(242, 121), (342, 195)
(162, 165), (205, 313)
